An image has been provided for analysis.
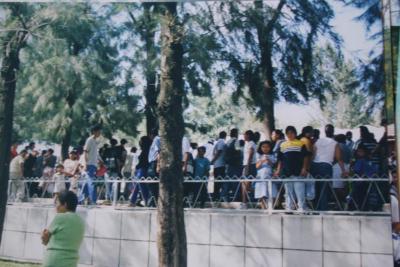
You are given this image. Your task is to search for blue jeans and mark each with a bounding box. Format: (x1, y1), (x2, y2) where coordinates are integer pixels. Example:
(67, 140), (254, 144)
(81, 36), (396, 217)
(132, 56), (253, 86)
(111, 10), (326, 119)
(105, 171), (119, 201)
(311, 162), (333, 211)
(130, 168), (150, 205)
(82, 165), (97, 204)
(284, 176), (305, 210)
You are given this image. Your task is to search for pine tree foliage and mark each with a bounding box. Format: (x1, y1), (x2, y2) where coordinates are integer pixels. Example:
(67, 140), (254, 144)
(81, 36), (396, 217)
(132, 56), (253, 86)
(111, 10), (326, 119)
(341, 0), (384, 106)
(314, 45), (375, 128)
(203, 0), (341, 135)
(14, 3), (142, 147)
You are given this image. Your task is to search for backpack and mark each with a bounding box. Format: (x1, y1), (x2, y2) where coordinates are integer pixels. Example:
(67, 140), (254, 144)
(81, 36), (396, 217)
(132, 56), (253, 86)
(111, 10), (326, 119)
(225, 139), (241, 166)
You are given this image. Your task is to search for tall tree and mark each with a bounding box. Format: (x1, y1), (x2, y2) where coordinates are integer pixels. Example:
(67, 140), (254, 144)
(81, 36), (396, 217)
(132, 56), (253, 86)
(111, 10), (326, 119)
(341, 0), (384, 109)
(120, 3), (221, 136)
(14, 4), (141, 157)
(157, 3), (187, 266)
(0, 3), (44, 244)
(123, 3), (160, 135)
(206, 0), (340, 138)
(313, 45), (375, 128)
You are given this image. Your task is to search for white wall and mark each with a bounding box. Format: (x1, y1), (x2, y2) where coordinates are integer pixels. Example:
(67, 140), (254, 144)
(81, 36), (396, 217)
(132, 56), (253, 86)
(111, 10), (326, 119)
(0, 205), (394, 267)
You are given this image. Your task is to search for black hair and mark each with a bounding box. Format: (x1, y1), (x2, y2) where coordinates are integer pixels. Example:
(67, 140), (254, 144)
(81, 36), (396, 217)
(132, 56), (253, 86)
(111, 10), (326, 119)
(47, 148), (54, 154)
(285, 126), (297, 135)
(150, 128), (159, 136)
(254, 132), (261, 143)
(197, 146), (206, 153)
(91, 124), (102, 134)
(257, 141), (273, 155)
(301, 126), (313, 136)
(346, 131), (352, 138)
(20, 149), (28, 155)
(325, 124), (334, 138)
(313, 129), (320, 139)
(29, 142), (35, 147)
(131, 147), (137, 153)
(359, 126), (370, 140)
(58, 190), (78, 212)
(334, 134), (346, 144)
(190, 143), (198, 149)
(239, 140), (245, 147)
(245, 130), (255, 141)
(273, 129), (285, 139)
(219, 131), (227, 139)
(139, 136), (152, 151)
(110, 138), (118, 146)
(230, 128), (239, 138)
(120, 139), (128, 145)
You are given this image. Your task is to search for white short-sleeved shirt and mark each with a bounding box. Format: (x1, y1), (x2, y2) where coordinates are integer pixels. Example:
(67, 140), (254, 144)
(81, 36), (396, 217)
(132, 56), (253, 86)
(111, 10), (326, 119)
(84, 136), (99, 166)
(392, 195), (400, 223)
(182, 136), (191, 160)
(63, 159), (79, 176)
(123, 152), (139, 173)
(204, 142), (214, 162)
(313, 137), (337, 165)
(9, 155), (24, 176)
(148, 136), (161, 163)
(53, 173), (66, 193)
(213, 139), (226, 168)
(243, 141), (257, 166)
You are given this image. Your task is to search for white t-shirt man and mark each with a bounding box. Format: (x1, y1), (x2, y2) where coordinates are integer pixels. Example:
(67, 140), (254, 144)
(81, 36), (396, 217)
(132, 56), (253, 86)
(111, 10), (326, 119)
(243, 141), (257, 166)
(204, 141), (214, 162)
(213, 138), (226, 168)
(123, 152), (139, 174)
(9, 155), (25, 177)
(182, 136), (191, 160)
(313, 137), (337, 165)
(148, 136), (161, 163)
(84, 136), (100, 166)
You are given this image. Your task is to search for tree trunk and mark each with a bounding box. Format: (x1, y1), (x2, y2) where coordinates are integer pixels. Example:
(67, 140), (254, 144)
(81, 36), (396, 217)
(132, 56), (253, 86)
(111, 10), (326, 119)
(260, 39), (275, 139)
(254, 0), (284, 139)
(0, 23), (26, 244)
(144, 3), (159, 135)
(157, 3), (187, 267)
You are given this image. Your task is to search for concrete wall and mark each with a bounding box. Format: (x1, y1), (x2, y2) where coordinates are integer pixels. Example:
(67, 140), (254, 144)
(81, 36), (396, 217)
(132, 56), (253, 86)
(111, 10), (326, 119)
(0, 205), (394, 267)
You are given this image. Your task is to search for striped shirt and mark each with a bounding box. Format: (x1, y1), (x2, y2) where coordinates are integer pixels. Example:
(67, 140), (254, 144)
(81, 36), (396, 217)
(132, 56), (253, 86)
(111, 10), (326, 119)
(277, 139), (308, 177)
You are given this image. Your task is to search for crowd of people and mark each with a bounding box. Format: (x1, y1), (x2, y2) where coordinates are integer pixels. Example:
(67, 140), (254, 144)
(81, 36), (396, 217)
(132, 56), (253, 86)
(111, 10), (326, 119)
(7, 123), (394, 212)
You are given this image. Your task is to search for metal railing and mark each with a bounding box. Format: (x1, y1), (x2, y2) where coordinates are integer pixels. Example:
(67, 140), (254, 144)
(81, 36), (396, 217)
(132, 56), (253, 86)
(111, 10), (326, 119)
(7, 175), (392, 215)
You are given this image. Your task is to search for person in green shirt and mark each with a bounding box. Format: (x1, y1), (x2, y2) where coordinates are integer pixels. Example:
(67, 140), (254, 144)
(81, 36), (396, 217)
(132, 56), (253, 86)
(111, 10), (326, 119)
(41, 190), (85, 267)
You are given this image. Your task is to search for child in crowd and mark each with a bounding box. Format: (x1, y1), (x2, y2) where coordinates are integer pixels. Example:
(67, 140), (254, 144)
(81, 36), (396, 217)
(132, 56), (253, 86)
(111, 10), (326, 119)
(53, 164), (66, 201)
(193, 146), (211, 208)
(255, 141), (276, 209)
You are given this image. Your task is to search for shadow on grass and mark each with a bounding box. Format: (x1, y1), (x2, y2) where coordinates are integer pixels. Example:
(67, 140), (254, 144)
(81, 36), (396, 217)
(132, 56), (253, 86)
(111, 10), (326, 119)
(0, 260), (40, 267)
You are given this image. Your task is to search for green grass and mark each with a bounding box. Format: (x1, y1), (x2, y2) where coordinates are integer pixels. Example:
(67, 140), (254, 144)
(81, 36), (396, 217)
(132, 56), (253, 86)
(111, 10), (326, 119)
(0, 260), (40, 267)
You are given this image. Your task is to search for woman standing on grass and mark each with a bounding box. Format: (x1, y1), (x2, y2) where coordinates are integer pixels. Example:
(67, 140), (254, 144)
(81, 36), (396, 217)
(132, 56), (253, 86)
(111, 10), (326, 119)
(41, 190), (85, 267)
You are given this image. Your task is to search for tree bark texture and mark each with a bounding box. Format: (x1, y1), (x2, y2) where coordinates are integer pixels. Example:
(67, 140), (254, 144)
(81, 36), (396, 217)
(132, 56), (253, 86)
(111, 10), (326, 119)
(156, 3), (187, 267)
(0, 10), (27, 244)
(255, 0), (285, 138)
